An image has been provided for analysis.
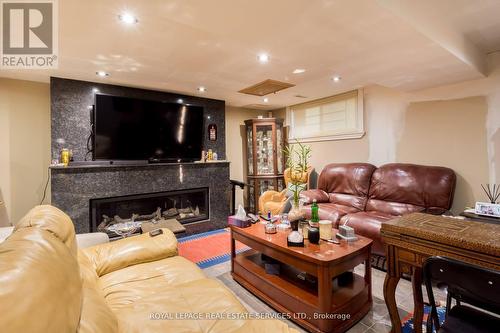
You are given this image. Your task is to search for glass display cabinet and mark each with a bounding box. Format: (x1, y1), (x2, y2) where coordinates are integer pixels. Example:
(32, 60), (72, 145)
(244, 118), (287, 213)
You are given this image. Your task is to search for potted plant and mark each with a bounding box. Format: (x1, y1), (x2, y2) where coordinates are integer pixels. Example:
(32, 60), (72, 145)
(283, 140), (312, 222)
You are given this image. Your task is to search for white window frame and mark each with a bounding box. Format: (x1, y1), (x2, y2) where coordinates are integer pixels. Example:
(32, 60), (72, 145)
(286, 89), (364, 142)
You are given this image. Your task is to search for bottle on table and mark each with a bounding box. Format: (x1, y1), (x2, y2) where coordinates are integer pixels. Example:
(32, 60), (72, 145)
(308, 199), (320, 244)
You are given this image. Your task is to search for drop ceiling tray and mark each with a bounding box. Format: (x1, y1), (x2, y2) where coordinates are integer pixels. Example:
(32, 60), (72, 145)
(238, 79), (295, 96)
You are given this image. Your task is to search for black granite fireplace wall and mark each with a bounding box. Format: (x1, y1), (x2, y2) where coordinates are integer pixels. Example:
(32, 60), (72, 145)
(51, 162), (230, 234)
(50, 77), (225, 161)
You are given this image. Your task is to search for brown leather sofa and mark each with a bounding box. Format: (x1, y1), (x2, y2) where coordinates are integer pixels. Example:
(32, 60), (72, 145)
(0, 205), (298, 333)
(300, 163), (456, 255)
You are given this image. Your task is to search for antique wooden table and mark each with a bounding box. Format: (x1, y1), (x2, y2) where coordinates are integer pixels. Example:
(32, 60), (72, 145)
(230, 222), (372, 333)
(381, 213), (500, 333)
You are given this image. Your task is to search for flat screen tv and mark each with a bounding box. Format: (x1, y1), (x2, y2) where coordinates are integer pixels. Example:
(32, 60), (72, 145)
(93, 94), (204, 162)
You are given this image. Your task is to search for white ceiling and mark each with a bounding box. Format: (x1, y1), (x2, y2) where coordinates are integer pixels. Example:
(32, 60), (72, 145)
(1, 0), (499, 109)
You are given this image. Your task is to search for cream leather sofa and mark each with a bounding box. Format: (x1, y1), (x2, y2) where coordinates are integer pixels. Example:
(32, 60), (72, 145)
(0, 205), (297, 333)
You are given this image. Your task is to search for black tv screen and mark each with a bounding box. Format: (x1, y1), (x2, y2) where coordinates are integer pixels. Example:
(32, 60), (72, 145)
(93, 94), (204, 161)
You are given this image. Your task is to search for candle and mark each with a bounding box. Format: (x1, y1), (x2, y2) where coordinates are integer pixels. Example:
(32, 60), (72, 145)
(319, 220), (333, 240)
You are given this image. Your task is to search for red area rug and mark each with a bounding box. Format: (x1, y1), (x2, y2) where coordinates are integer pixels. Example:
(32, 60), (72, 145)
(178, 228), (249, 268)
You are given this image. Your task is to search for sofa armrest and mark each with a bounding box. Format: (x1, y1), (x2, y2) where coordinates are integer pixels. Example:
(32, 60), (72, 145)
(300, 189), (330, 204)
(81, 228), (178, 277)
(76, 232), (109, 249)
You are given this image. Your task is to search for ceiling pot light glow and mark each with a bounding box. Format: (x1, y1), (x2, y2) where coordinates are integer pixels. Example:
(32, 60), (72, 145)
(119, 13), (138, 24)
(263, 97), (269, 103)
(293, 69), (306, 74)
(197, 86), (207, 92)
(332, 75), (341, 82)
(258, 53), (269, 63)
(96, 71), (109, 77)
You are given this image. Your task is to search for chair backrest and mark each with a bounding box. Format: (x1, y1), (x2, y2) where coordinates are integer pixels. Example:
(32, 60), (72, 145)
(366, 163), (456, 216)
(317, 163), (376, 211)
(423, 256), (500, 318)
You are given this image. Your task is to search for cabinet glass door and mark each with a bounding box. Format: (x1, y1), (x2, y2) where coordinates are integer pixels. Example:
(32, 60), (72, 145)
(255, 124), (274, 175)
(247, 181), (255, 213)
(246, 126), (254, 175)
(276, 124), (284, 174)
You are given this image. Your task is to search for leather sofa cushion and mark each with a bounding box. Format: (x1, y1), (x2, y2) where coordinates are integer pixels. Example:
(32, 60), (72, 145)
(302, 202), (359, 225)
(340, 211), (395, 255)
(83, 228), (178, 277)
(98, 256), (207, 295)
(366, 199), (425, 216)
(111, 278), (249, 333)
(300, 189), (330, 204)
(366, 163), (456, 215)
(97, 255), (247, 333)
(0, 227), (82, 333)
(317, 163), (376, 210)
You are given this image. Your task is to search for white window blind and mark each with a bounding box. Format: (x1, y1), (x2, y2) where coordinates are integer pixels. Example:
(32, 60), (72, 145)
(287, 89), (364, 142)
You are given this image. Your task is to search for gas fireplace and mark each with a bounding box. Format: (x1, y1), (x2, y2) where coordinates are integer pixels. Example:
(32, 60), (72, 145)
(89, 188), (209, 235)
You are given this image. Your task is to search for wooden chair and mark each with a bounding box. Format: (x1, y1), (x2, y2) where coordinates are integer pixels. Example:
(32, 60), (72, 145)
(423, 256), (500, 333)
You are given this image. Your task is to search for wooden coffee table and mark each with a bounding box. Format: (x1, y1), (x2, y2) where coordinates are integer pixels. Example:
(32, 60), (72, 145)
(230, 223), (372, 333)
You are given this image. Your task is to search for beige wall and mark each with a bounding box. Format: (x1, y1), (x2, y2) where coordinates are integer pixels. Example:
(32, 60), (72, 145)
(397, 97), (489, 213)
(225, 106), (266, 209)
(0, 79), (51, 226)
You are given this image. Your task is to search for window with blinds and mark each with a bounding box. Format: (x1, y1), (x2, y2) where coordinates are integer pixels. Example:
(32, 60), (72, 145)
(287, 89), (364, 142)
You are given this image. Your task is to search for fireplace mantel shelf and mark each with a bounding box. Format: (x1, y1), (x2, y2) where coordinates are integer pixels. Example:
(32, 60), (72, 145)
(50, 160), (229, 171)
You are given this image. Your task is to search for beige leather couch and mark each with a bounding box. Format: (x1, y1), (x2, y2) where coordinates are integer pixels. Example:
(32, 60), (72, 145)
(0, 205), (297, 333)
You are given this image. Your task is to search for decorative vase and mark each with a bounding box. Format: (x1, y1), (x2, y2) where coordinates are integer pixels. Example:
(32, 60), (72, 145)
(288, 200), (304, 223)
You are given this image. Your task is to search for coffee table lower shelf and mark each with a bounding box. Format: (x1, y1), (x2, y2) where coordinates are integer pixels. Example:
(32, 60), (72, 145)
(232, 249), (371, 333)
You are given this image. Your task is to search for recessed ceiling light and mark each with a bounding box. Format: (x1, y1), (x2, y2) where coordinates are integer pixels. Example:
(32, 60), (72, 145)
(257, 53), (269, 63)
(96, 71), (109, 77)
(119, 13), (138, 24)
(197, 86), (207, 92)
(332, 75), (341, 82)
(293, 69), (306, 74)
(177, 98), (183, 104)
(263, 97), (269, 103)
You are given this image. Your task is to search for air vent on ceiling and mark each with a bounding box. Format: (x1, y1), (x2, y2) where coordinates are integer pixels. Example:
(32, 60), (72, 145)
(294, 94), (308, 98)
(239, 79), (295, 96)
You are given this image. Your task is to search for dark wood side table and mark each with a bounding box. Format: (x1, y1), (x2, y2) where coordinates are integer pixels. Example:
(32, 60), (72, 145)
(381, 213), (500, 333)
(230, 222), (372, 333)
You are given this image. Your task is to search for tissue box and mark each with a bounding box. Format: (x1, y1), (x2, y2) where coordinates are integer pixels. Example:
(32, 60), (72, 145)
(228, 215), (251, 228)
